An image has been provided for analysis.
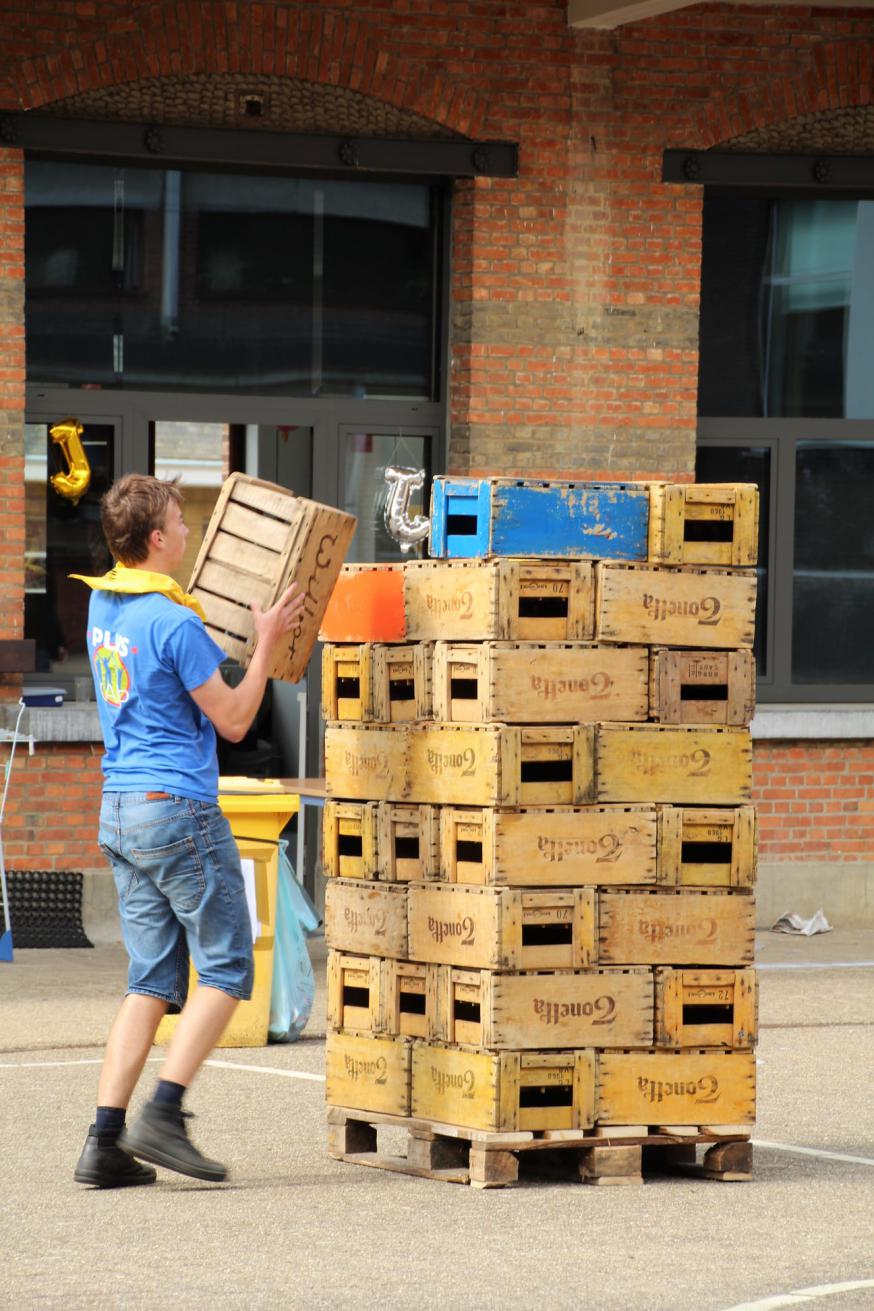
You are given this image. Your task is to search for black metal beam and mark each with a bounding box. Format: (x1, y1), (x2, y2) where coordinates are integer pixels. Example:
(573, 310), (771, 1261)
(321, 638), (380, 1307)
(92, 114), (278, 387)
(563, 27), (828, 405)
(663, 148), (874, 191)
(0, 112), (518, 179)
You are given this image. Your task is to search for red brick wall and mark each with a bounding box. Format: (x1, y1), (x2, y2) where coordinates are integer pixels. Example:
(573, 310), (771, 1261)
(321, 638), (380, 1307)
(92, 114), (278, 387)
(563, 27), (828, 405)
(754, 741), (874, 863)
(0, 2), (873, 874)
(2, 745), (105, 871)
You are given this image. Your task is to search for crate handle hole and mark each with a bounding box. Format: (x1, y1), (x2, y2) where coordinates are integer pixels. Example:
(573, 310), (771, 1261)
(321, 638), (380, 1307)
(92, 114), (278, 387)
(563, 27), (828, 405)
(453, 999), (481, 1024)
(399, 990), (426, 1016)
(342, 985), (371, 1008)
(394, 836), (420, 860)
(446, 514), (479, 538)
(684, 520), (734, 544)
(521, 922), (573, 946)
(450, 677), (479, 700)
(519, 1084), (574, 1108)
(518, 596), (569, 619)
(456, 839), (483, 864)
(682, 1003), (734, 1025)
(336, 677), (361, 699)
(520, 760), (573, 783)
(680, 684), (728, 702)
(681, 841), (732, 864)
(389, 678), (415, 702)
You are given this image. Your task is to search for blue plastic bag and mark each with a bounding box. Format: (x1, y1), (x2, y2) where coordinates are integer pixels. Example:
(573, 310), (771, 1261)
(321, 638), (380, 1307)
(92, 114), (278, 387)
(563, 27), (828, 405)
(269, 841), (320, 1042)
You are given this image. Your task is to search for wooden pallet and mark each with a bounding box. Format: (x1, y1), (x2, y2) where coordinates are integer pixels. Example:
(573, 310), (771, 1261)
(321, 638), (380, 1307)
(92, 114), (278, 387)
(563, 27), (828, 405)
(326, 1105), (753, 1189)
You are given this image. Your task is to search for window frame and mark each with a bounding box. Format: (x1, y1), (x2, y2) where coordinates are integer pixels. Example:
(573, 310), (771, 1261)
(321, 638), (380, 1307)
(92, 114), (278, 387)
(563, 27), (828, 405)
(698, 417), (874, 703)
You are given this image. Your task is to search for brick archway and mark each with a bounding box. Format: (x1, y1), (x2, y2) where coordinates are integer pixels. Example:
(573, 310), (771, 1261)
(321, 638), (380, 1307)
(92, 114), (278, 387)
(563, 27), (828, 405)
(1, 1), (488, 139)
(700, 39), (874, 150)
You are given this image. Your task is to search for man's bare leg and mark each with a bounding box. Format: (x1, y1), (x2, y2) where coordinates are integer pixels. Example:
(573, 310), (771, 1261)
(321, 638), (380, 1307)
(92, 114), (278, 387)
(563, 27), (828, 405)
(158, 985), (239, 1087)
(97, 993), (168, 1108)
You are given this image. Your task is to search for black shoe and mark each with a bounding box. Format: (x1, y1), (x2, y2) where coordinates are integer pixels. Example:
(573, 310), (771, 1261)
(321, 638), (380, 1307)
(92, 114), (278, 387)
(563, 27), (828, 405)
(74, 1127), (158, 1188)
(119, 1102), (227, 1183)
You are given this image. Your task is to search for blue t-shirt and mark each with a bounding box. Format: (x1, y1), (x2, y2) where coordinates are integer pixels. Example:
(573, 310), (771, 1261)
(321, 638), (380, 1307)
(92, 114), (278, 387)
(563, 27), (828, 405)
(88, 591), (228, 802)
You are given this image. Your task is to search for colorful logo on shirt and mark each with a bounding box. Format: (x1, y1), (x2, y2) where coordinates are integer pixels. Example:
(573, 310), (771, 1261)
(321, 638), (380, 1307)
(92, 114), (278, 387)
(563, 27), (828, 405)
(94, 645), (131, 707)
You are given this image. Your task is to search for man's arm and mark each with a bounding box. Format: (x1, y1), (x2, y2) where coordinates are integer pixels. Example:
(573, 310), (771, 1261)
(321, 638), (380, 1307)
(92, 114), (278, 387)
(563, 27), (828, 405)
(189, 582), (306, 742)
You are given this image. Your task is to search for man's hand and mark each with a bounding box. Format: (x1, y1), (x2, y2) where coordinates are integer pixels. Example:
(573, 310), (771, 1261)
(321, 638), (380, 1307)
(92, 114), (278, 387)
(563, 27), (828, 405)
(251, 581), (307, 652)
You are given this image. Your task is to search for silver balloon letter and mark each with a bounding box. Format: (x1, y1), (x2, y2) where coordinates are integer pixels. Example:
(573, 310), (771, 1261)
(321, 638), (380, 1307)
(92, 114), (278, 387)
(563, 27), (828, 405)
(384, 465), (430, 554)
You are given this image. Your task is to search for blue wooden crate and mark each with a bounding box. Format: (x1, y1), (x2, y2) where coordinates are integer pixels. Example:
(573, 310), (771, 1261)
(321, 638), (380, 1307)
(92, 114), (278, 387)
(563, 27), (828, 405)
(429, 477), (650, 561)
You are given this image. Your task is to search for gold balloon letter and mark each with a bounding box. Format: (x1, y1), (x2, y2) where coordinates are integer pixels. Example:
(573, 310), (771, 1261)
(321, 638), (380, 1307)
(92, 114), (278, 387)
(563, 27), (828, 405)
(49, 418), (91, 505)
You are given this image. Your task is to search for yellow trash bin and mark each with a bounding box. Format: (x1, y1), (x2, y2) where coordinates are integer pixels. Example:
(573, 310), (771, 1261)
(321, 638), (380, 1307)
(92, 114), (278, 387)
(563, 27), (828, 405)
(155, 778), (300, 1049)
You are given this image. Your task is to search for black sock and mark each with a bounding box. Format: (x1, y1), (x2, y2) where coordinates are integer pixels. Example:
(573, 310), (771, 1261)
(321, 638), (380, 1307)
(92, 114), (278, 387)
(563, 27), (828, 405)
(94, 1106), (126, 1139)
(152, 1078), (187, 1108)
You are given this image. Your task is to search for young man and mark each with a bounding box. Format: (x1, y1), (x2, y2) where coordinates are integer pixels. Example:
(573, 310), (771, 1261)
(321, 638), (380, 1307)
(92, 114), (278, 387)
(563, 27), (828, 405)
(73, 474), (306, 1188)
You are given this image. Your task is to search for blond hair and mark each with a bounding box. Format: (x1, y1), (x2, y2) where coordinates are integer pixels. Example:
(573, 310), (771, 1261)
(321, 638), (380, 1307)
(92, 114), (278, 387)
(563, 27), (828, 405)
(101, 474), (183, 565)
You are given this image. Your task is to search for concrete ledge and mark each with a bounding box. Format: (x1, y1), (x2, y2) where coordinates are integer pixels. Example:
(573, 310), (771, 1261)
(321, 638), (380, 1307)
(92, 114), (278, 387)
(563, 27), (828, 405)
(0, 702), (103, 743)
(752, 704), (874, 740)
(756, 861), (874, 929)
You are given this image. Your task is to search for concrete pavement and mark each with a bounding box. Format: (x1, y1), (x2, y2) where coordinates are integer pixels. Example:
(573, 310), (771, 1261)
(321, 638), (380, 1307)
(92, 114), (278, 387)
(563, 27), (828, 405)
(1, 930), (873, 1311)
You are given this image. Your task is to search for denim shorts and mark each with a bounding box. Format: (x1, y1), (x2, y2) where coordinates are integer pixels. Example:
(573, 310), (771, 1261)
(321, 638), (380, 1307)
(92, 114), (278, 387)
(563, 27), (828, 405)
(99, 792), (254, 1011)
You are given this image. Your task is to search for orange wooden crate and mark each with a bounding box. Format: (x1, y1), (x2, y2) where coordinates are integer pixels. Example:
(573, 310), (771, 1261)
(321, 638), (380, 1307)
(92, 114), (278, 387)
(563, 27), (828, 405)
(319, 565), (406, 642)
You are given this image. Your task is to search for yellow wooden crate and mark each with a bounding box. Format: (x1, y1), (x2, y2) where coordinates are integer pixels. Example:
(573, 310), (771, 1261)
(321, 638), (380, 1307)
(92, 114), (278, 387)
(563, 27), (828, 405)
(321, 642), (432, 722)
(322, 801), (380, 880)
(648, 483), (759, 568)
(404, 558), (595, 642)
(649, 648), (755, 726)
(595, 561), (756, 650)
(595, 724), (752, 805)
(439, 804), (659, 887)
(324, 724), (410, 802)
(432, 641), (648, 724)
(325, 1032), (412, 1116)
(412, 1043), (596, 1134)
(407, 723), (596, 807)
(377, 802), (440, 882)
(379, 959), (440, 1039)
(433, 966), (653, 1050)
(654, 967), (758, 1049)
(597, 1049), (756, 1128)
(407, 883), (596, 970)
(598, 889), (756, 966)
(188, 472), (356, 683)
(326, 952), (382, 1035)
(324, 879), (408, 959)
(657, 805), (757, 888)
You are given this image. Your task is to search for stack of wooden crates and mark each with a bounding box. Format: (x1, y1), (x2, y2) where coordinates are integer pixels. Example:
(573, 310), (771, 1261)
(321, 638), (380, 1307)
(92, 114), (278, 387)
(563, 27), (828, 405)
(322, 478), (759, 1188)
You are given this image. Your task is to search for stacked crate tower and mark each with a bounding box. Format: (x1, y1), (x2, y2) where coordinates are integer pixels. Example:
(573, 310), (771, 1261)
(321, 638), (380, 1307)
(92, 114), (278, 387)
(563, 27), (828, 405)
(322, 478), (759, 1188)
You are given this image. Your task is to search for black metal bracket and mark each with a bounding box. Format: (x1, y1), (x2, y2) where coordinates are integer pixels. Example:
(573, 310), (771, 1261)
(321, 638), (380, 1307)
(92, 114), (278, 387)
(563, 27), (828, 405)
(664, 148), (874, 192)
(3, 111), (519, 179)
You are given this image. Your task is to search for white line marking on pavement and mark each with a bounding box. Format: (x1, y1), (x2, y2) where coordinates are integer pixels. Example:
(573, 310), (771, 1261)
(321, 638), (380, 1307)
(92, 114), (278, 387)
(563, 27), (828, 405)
(0, 1056), (159, 1068)
(719, 1278), (874, 1310)
(754, 1139), (874, 1167)
(204, 1058), (325, 1082)
(757, 961), (874, 971)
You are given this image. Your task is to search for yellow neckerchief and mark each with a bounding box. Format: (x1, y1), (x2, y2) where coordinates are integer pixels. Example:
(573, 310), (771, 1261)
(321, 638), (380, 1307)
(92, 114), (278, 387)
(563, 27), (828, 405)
(70, 562), (207, 622)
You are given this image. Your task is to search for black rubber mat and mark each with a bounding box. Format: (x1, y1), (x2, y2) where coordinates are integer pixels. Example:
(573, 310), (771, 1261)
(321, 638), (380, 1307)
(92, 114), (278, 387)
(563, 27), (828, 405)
(6, 870), (93, 948)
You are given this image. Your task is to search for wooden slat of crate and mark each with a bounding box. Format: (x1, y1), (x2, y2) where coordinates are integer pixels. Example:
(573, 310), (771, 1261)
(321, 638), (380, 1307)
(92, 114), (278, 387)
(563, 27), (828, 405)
(324, 724), (410, 802)
(654, 968), (758, 1048)
(322, 802), (379, 880)
(434, 967), (654, 1050)
(595, 724), (752, 805)
(187, 472), (357, 683)
(407, 884), (596, 970)
(380, 960), (439, 1039)
(403, 559), (595, 643)
(598, 889), (756, 966)
(595, 561), (756, 650)
(439, 805), (659, 887)
(649, 649), (755, 726)
(318, 565), (406, 643)
(407, 724), (596, 807)
(432, 641), (649, 724)
(658, 806), (757, 888)
(597, 1049), (756, 1127)
(372, 643), (432, 723)
(412, 1044), (596, 1134)
(377, 803), (440, 882)
(648, 483), (759, 568)
(324, 879), (408, 959)
(326, 952), (382, 1034)
(326, 1032), (412, 1117)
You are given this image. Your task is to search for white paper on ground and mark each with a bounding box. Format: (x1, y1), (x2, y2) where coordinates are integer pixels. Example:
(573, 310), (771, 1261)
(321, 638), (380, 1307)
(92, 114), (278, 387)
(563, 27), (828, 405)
(240, 857), (260, 944)
(770, 908), (833, 936)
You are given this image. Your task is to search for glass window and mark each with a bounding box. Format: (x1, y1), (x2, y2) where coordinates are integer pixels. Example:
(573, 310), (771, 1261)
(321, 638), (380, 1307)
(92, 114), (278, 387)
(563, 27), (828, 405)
(25, 161), (443, 399)
(24, 420), (114, 675)
(699, 195), (874, 420)
(152, 421), (229, 588)
(792, 442), (874, 683)
(340, 430), (431, 563)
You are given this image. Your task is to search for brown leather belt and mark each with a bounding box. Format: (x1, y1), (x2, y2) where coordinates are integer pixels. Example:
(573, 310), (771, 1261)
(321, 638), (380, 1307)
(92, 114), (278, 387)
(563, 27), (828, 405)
(145, 791), (171, 801)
